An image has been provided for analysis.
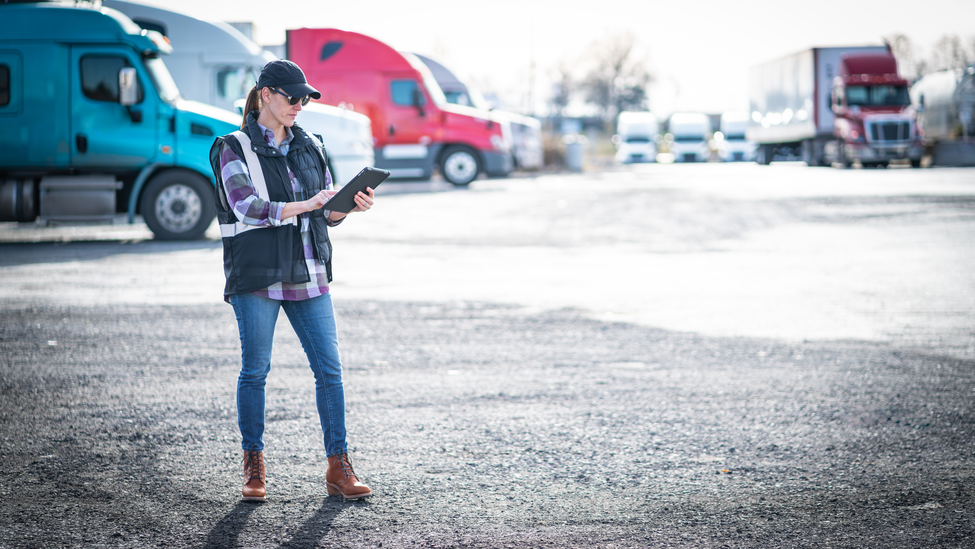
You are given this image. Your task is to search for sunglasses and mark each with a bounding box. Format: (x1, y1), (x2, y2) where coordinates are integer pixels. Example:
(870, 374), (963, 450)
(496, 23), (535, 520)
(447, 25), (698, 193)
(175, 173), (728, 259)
(270, 87), (311, 106)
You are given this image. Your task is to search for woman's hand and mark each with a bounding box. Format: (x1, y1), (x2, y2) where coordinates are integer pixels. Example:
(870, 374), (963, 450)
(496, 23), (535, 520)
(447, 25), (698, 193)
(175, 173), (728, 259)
(328, 187), (375, 222)
(307, 190), (336, 211)
(351, 187), (375, 212)
(281, 190), (336, 220)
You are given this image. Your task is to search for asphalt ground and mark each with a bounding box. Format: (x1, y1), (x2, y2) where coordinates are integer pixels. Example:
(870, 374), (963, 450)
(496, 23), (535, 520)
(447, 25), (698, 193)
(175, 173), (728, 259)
(1, 163), (974, 548)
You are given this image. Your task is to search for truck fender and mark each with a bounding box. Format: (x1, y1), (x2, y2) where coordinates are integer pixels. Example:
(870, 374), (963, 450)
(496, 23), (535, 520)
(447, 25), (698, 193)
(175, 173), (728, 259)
(126, 162), (170, 224)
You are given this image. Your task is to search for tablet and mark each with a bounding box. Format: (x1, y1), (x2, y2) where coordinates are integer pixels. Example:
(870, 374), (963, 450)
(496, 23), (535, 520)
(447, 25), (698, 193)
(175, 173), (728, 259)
(324, 167), (390, 213)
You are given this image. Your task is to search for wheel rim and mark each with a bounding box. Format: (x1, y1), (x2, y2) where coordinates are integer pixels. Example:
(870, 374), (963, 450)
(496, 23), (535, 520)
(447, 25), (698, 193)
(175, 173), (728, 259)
(154, 184), (202, 234)
(444, 151), (477, 184)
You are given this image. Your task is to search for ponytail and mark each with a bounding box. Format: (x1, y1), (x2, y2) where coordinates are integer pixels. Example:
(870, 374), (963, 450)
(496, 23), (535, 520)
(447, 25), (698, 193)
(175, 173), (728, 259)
(240, 85), (261, 129)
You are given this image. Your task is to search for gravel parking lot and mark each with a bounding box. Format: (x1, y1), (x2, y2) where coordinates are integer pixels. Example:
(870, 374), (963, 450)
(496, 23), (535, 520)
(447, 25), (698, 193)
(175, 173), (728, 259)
(1, 164), (974, 548)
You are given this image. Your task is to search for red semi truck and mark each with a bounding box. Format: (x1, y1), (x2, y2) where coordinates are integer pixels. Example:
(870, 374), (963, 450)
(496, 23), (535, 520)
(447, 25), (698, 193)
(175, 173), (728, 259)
(287, 28), (512, 185)
(748, 46), (922, 167)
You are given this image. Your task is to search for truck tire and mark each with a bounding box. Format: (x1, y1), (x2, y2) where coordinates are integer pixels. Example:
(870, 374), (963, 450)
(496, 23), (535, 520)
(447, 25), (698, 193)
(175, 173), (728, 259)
(140, 169), (214, 240)
(440, 146), (480, 186)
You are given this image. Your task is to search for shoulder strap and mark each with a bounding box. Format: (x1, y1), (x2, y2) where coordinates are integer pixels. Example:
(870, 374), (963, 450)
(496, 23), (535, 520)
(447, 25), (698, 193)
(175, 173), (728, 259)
(232, 131), (270, 201)
(218, 131), (296, 239)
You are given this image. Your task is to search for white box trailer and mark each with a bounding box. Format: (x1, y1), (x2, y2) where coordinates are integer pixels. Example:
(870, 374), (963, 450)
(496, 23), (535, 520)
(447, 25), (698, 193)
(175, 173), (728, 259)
(746, 46), (887, 165)
(104, 0), (374, 185)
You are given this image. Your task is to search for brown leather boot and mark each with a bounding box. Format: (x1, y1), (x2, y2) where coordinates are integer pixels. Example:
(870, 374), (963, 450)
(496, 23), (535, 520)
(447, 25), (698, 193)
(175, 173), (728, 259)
(326, 453), (372, 499)
(242, 450), (266, 502)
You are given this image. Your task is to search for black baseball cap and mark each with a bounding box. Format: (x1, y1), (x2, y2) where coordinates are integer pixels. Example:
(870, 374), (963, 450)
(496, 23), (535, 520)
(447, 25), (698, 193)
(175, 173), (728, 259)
(257, 60), (321, 100)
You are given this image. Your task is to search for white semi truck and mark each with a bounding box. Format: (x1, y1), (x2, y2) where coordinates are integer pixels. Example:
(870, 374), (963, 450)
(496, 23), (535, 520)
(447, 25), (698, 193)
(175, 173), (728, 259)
(614, 111), (659, 163)
(667, 113), (711, 163)
(716, 112), (758, 162)
(104, 0), (374, 185)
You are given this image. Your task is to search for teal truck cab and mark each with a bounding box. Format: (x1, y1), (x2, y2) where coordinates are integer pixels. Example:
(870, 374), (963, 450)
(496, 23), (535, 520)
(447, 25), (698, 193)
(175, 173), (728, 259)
(0, 1), (239, 239)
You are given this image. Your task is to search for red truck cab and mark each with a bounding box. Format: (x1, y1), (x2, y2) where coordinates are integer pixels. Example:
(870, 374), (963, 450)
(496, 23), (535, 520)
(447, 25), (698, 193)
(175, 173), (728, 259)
(287, 28), (512, 185)
(827, 52), (923, 167)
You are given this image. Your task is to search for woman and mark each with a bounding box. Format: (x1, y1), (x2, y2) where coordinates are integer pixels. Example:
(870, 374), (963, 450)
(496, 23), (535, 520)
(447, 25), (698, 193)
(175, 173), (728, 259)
(209, 60), (375, 502)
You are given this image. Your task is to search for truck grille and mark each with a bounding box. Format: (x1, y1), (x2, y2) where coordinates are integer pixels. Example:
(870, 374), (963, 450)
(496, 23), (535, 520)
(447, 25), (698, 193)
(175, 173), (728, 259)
(869, 121), (911, 142)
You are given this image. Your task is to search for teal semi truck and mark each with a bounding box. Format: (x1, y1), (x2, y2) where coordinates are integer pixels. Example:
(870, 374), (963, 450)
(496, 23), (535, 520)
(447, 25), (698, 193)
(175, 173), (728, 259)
(0, 1), (240, 240)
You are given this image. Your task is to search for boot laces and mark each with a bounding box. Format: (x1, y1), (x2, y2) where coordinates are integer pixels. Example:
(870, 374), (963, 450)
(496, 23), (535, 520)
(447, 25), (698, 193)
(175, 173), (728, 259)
(337, 453), (357, 479)
(244, 450), (265, 482)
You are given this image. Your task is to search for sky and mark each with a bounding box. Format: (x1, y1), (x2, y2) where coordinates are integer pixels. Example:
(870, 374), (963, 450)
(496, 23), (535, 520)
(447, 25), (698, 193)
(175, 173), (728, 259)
(136, 0), (975, 118)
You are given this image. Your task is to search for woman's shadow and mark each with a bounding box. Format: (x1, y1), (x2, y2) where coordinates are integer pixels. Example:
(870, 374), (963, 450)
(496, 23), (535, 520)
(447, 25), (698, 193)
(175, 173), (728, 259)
(203, 501), (263, 549)
(279, 498), (359, 548)
(203, 498), (354, 548)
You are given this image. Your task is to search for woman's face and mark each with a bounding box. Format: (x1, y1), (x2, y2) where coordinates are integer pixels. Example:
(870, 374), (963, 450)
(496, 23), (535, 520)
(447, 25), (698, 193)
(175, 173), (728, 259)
(261, 87), (303, 128)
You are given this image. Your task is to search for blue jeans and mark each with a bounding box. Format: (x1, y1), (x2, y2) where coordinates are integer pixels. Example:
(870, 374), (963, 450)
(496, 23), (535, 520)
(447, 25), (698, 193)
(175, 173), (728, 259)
(230, 292), (347, 457)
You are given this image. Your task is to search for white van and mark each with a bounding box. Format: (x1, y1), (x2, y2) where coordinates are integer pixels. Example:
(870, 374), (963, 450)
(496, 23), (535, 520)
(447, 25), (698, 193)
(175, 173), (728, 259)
(667, 112), (711, 163)
(104, 0), (374, 186)
(716, 111), (758, 162)
(614, 111), (659, 163)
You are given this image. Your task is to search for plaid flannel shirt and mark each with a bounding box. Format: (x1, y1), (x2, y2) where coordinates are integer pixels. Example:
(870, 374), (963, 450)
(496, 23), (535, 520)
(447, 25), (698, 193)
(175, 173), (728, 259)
(218, 124), (342, 300)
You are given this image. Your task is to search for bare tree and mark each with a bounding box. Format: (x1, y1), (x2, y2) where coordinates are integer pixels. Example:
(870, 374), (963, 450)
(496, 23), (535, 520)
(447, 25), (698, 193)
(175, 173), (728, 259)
(885, 33), (923, 82)
(579, 31), (653, 125)
(930, 34), (970, 72)
(547, 59), (576, 122)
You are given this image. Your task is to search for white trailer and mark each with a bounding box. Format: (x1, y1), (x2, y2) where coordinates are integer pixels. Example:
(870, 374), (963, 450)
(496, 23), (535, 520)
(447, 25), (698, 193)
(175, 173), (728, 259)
(911, 67), (975, 141)
(910, 66), (975, 166)
(104, 0), (374, 185)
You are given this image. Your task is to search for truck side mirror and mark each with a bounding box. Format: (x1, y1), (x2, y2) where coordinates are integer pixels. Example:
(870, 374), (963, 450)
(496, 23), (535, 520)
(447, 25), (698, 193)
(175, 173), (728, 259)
(119, 67), (138, 106)
(412, 88), (425, 117)
(119, 67), (143, 123)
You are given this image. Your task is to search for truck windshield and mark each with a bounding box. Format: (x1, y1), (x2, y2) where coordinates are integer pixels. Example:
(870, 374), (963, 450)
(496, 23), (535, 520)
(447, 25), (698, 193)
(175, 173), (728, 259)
(846, 85), (909, 107)
(217, 66), (260, 104)
(143, 55), (181, 104)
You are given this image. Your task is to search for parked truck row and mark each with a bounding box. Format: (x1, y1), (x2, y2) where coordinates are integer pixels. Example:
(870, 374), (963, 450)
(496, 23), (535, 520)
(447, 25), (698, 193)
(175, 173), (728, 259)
(103, 0), (376, 187)
(1, 1), (540, 240)
(0, 1), (239, 240)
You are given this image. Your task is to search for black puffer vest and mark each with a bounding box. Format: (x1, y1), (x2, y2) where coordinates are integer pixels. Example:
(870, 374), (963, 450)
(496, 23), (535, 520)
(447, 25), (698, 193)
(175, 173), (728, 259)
(209, 112), (334, 297)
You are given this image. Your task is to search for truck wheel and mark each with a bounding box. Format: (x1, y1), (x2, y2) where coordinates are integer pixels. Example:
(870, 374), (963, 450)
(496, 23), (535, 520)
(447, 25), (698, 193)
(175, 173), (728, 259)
(140, 169), (214, 240)
(440, 146), (480, 186)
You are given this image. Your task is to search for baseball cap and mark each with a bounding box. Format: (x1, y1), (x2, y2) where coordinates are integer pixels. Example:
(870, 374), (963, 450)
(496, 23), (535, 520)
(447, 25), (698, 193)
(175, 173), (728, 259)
(257, 60), (321, 100)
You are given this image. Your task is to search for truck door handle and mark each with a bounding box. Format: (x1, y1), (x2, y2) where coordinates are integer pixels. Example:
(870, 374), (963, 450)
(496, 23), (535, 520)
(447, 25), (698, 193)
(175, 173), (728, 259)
(388, 125), (395, 136)
(76, 134), (88, 154)
(126, 107), (143, 123)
